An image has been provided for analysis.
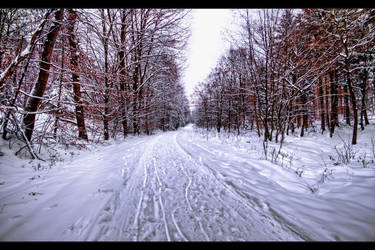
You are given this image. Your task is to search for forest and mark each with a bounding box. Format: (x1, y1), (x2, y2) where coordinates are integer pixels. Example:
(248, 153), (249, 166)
(1, 9), (375, 159)
(193, 9), (375, 147)
(1, 8), (375, 241)
(0, 9), (191, 159)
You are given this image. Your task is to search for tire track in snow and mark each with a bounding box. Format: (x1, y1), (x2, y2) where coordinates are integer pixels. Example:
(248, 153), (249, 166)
(71, 139), (153, 241)
(173, 133), (210, 241)
(77, 190), (121, 241)
(62, 137), (154, 241)
(111, 141), (156, 241)
(175, 131), (244, 204)
(175, 130), (308, 241)
(152, 157), (171, 241)
(177, 134), (269, 212)
(132, 156), (149, 241)
(126, 135), (173, 241)
(185, 173), (193, 211)
(107, 137), (154, 241)
(131, 136), (164, 240)
(170, 136), (193, 211)
(171, 208), (188, 241)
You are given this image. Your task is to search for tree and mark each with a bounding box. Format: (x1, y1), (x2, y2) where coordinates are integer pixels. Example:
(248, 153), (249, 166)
(194, 8), (375, 148)
(23, 9), (64, 142)
(67, 8), (88, 140)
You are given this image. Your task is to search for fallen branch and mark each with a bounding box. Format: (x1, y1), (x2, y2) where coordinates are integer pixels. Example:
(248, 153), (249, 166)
(10, 113), (44, 161)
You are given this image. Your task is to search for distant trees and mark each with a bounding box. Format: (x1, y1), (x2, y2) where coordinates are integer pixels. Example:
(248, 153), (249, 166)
(0, 8), (190, 158)
(193, 9), (375, 145)
(193, 48), (251, 136)
(303, 9), (375, 144)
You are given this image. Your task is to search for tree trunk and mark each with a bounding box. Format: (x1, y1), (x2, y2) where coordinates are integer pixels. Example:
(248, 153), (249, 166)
(216, 96), (222, 133)
(252, 94), (261, 137)
(23, 9), (64, 142)
(132, 65), (139, 136)
(300, 91), (308, 137)
(344, 84), (351, 125)
(345, 58), (358, 145)
(360, 67), (369, 130)
(329, 70), (338, 137)
(67, 9), (88, 140)
(101, 9), (110, 141)
(53, 40), (64, 139)
(119, 11), (128, 138)
(324, 76), (331, 131)
(318, 77), (325, 134)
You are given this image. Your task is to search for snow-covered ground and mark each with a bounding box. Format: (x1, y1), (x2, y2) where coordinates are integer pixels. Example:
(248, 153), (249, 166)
(0, 123), (374, 241)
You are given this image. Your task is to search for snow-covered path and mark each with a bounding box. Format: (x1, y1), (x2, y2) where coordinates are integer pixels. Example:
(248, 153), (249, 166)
(1, 124), (374, 241)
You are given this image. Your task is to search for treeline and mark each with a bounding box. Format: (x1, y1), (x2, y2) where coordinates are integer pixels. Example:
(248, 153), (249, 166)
(193, 9), (375, 145)
(0, 9), (191, 157)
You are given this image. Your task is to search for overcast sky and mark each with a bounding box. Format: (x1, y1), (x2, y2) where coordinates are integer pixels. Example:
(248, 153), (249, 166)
(182, 9), (234, 108)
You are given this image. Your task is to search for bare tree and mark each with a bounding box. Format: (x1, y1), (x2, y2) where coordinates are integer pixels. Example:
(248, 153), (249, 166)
(23, 9), (64, 142)
(67, 8), (88, 140)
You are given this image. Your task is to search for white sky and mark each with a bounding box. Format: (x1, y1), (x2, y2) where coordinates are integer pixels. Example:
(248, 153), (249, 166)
(182, 9), (233, 108)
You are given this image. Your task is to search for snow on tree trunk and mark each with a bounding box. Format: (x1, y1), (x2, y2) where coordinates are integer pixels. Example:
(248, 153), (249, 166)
(23, 9), (64, 142)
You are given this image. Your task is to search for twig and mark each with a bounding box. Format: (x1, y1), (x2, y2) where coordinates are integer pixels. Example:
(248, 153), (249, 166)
(10, 113), (44, 161)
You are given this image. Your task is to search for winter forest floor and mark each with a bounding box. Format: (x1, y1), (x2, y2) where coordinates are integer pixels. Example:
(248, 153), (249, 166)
(0, 123), (375, 241)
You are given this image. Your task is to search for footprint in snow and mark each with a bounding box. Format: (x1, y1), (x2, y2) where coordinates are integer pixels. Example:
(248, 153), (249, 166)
(50, 203), (59, 209)
(28, 192), (43, 196)
(98, 188), (114, 193)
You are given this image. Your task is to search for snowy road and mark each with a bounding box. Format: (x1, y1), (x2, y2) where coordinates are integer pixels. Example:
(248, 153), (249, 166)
(1, 124), (374, 241)
(107, 128), (303, 241)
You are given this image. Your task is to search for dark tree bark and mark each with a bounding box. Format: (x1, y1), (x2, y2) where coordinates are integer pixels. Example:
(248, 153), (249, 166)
(23, 9), (64, 142)
(252, 93), (261, 137)
(329, 69), (338, 137)
(324, 76), (331, 131)
(67, 8), (88, 140)
(318, 77), (325, 134)
(101, 9), (111, 141)
(360, 65), (370, 130)
(342, 84), (351, 125)
(130, 11), (140, 136)
(344, 51), (358, 145)
(118, 10), (129, 138)
(132, 64), (139, 136)
(300, 90), (308, 137)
